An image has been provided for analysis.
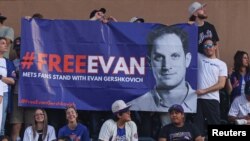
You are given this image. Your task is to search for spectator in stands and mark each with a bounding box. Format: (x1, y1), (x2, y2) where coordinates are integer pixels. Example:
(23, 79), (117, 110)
(10, 37), (35, 141)
(57, 136), (71, 141)
(0, 83), (3, 131)
(194, 37), (227, 136)
(88, 8), (117, 139)
(129, 17), (144, 23)
(25, 13), (44, 20)
(0, 135), (10, 141)
(89, 8), (117, 23)
(128, 25), (197, 113)
(89, 8), (106, 21)
(58, 105), (90, 141)
(226, 50), (250, 103)
(159, 104), (203, 141)
(0, 37), (15, 137)
(23, 108), (56, 141)
(188, 2), (220, 57)
(228, 80), (250, 125)
(98, 100), (138, 141)
(32, 13), (44, 19)
(0, 13), (14, 59)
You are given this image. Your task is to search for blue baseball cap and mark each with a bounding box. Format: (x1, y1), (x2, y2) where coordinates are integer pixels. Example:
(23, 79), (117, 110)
(168, 104), (184, 113)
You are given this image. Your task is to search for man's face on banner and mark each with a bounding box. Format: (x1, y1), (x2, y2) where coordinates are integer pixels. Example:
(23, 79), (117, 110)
(151, 33), (190, 89)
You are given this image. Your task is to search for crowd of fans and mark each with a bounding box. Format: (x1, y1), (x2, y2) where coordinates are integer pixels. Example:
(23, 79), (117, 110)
(0, 1), (249, 141)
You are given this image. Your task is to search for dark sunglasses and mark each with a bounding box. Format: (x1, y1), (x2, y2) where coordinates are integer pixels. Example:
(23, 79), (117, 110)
(203, 43), (214, 48)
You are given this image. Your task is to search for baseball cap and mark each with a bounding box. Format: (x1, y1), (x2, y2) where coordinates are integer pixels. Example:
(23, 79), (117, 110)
(188, 2), (207, 16)
(168, 104), (184, 113)
(0, 13), (7, 21)
(112, 100), (131, 114)
(89, 8), (106, 18)
(13, 37), (21, 50)
(130, 17), (144, 23)
(245, 81), (250, 95)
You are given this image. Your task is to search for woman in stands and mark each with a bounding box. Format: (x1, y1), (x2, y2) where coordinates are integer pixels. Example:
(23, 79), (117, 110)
(226, 50), (250, 103)
(58, 105), (90, 141)
(23, 108), (56, 141)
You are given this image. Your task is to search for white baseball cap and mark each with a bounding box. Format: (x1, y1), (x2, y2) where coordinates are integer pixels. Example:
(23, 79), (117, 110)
(188, 2), (207, 16)
(111, 100), (131, 114)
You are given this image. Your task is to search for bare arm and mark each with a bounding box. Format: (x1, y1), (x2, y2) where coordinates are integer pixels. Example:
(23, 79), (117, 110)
(195, 136), (204, 141)
(225, 78), (232, 95)
(225, 68), (234, 95)
(215, 42), (220, 58)
(228, 115), (250, 123)
(1, 76), (15, 85)
(0, 96), (2, 104)
(159, 138), (167, 141)
(196, 76), (226, 95)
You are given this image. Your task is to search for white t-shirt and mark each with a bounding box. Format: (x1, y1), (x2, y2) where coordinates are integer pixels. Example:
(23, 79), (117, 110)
(197, 54), (227, 101)
(23, 125), (56, 141)
(98, 119), (138, 141)
(241, 79), (246, 95)
(0, 85), (3, 129)
(0, 58), (8, 92)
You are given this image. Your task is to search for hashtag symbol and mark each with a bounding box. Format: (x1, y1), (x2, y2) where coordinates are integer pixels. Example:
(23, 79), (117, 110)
(21, 52), (35, 69)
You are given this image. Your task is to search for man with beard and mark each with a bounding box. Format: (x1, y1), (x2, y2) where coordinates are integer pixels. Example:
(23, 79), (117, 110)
(188, 2), (220, 57)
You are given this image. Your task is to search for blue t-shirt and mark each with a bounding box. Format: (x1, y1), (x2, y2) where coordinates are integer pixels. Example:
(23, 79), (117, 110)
(116, 127), (126, 141)
(58, 123), (90, 141)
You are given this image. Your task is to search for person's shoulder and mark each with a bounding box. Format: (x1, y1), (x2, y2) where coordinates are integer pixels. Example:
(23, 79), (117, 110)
(216, 58), (227, 67)
(58, 124), (68, 132)
(197, 53), (204, 58)
(0, 25), (14, 33)
(161, 123), (174, 130)
(24, 126), (33, 133)
(100, 119), (116, 130)
(204, 21), (215, 26)
(48, 125), (55, 129)
(103, 119), (116, 125)
(0, 25), (11, 30)
(78, 123), (88, 129)
(184, 122), (195, 127)
(127, 120), (137, 126)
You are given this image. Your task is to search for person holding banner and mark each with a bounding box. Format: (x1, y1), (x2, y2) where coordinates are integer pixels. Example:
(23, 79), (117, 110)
(89, 8), (117, 23)
(188, 2), (220, 57)
(0, 37), (15, 137)
(128, 25), (197, 114)
(98, 100), (138, 141)
(194, 37), (227, 136)
(0, 85), (3, 132)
